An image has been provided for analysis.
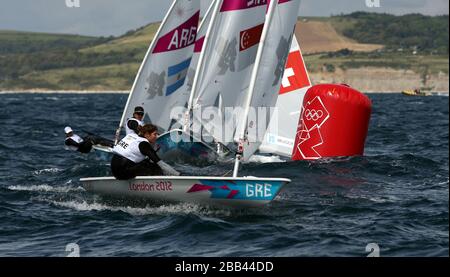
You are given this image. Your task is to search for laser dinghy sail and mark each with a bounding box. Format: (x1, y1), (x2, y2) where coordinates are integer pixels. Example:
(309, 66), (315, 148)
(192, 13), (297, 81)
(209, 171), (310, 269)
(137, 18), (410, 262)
(152, 0), (230, 162)
(259, 33), (311, 157)
(157, 0), (271, 162)
(232, 0), (301, 176)
(116, 0), (200, 135)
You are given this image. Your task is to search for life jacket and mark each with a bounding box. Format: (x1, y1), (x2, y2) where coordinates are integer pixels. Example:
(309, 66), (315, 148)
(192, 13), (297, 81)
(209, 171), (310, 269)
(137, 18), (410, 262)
(113, 133), (148, 163)
(125, 118), (144, 135)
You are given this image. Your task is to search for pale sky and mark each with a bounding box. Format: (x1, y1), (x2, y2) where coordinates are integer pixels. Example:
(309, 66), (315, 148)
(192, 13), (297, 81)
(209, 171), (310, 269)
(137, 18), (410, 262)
(0, 0), (448, 37)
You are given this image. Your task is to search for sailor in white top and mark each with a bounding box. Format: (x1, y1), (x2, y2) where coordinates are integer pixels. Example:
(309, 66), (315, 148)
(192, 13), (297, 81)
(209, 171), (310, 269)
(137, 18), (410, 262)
(64, 126), (114, 153)
(64, 126), (93, 153)
(125, 106), (145, 135)
(111, 124), (180, 179)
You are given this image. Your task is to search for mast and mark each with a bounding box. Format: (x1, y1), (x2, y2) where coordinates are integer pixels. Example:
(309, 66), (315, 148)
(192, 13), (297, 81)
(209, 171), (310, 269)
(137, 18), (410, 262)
(115, 0), (178, 143)
(183, 0), (222, 133)
(232, 0), (278, 177)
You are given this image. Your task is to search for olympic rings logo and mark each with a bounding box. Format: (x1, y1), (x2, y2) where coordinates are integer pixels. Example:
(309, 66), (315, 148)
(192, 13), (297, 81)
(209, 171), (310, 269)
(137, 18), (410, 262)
(304, 109), (324, 121)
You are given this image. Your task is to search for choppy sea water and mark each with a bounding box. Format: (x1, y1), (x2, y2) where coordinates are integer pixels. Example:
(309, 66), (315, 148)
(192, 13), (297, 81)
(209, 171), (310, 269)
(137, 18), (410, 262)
(0, 93), (448, 257)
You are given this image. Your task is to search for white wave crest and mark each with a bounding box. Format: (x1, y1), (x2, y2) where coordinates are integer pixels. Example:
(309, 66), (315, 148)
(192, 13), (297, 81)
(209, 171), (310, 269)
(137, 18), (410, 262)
(33, 168), (63, 175)
(345, 193), (400, 203)
(7, 184), (85, 193)
(47, 200), (233, 217)
(249, 155), (285, 163)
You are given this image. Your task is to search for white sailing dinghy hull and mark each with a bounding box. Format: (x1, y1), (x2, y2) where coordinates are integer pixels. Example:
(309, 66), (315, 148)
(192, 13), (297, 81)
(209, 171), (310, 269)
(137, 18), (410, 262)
(92, 145), (113, 160)
(80, 176), (290, 207)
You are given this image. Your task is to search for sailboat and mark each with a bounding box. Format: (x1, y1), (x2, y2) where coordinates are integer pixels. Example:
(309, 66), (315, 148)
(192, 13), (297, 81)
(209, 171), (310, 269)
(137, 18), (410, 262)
(88, 0), (219, 162)
(230, 0), (302, 176)
(81, 0), (300, 207)
(94, 0), (231, 163)
(259, 34), (312, 157)
(147, 1), (229, 163)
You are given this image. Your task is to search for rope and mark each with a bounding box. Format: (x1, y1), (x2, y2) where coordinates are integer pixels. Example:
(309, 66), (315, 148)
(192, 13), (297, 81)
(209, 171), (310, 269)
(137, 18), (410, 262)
(221, 169), (233, 177)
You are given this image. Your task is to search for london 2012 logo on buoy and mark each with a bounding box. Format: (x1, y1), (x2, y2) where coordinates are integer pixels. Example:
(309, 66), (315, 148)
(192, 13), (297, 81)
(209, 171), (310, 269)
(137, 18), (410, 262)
(295, 96), (330, 160)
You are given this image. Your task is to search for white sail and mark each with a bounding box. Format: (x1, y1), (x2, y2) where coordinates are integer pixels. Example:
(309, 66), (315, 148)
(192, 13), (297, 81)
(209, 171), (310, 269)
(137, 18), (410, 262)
(166, 2), (215, 132)
(183, 2), (215, 102)
(235, 0), (302, 165)
(259, 34), (312, 157)
(188, 0), (268, 144)
(118, 0), (200, 134)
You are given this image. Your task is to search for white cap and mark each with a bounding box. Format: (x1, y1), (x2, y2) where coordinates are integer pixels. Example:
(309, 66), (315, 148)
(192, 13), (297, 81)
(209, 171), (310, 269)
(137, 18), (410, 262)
(64, 126), (73, 134)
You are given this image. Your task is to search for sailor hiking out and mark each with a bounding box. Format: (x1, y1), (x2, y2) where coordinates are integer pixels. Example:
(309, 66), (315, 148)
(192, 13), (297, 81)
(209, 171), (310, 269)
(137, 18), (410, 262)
(111, 124), (180, 180)
(64, 126), (113, 153)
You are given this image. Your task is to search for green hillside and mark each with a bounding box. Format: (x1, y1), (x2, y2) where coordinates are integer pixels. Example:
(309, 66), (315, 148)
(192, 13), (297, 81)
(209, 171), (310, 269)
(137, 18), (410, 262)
(80, 23), (159, 55)
(0, 30), (109, 54)
(334, 13), (449, 54)
(0, 25), (157, 90)
(0, 13), (448, 91)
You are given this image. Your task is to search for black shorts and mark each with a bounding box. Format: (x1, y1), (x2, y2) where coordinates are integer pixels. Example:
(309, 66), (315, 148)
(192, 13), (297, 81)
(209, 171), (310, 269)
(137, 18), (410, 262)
(85, 135), (114, 148)
(77, 141), (93, 153)
(111, 154), (163, 180)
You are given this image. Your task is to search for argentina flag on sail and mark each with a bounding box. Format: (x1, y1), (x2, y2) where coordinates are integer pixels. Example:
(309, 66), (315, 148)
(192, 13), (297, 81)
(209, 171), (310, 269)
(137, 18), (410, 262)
(166, 57), (192, 96)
